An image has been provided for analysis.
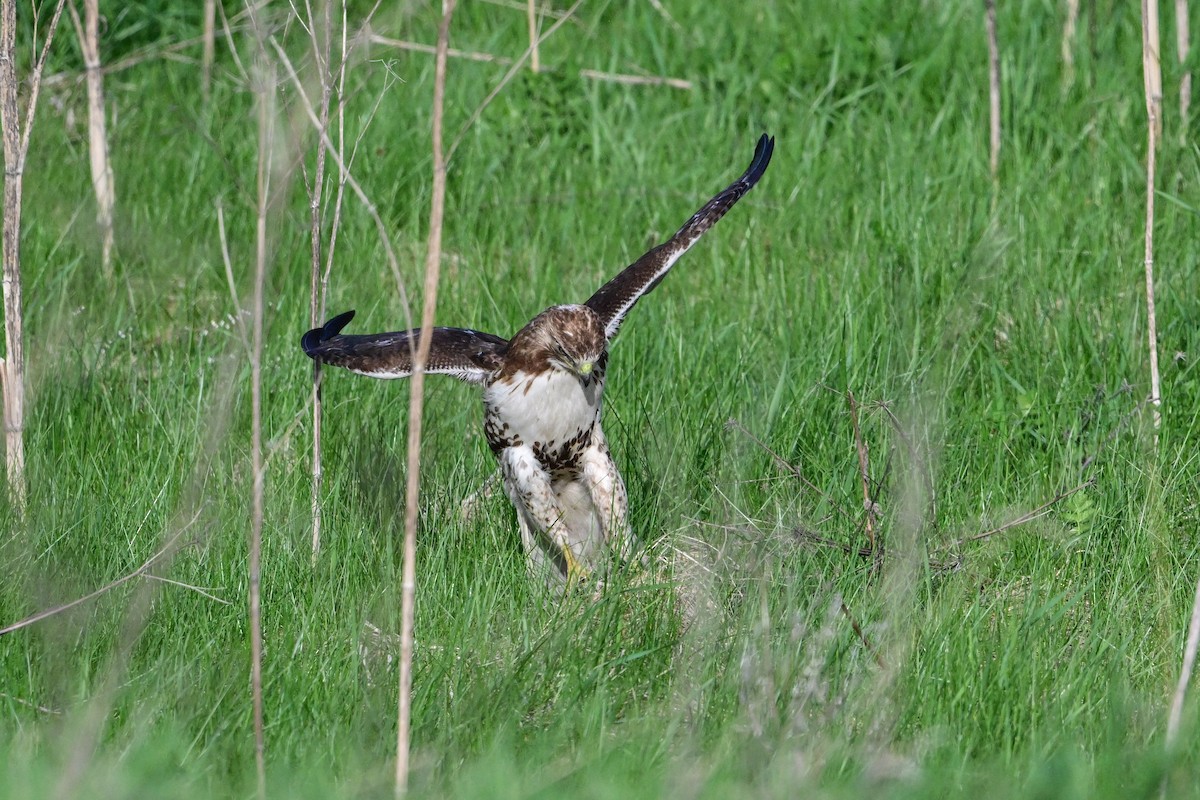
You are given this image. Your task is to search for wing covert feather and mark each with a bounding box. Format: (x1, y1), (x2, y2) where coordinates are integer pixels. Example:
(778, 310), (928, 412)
(301, 310), (507, 385)
(585, 134), (774, 341)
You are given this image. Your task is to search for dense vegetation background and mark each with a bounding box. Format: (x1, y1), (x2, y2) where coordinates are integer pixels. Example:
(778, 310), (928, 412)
(2, 0), (1199, 796)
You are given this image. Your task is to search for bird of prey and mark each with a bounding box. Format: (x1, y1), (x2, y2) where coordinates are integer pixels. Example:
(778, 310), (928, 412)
(303, 134), (774, 587)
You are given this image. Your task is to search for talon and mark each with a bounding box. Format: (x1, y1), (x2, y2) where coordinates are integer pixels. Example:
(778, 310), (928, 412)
(562, 547), (590, 587)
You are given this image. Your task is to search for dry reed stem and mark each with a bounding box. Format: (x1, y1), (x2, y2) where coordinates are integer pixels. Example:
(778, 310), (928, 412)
(526, 0), (539, 73)
(0, 0), (68, 514)
(847, 391), (881, 572)
(363, 33), (693, 91)
(67, 0), (115, 280)
(956, 478), (1094, 546)
(0, 507), (203, 637)
(246, 8), (277, 797)
(446, 0), (584, 163)
(203, 0), (216, 100)
(270, 38), (414, 333)
(305, 0), (336, 561)
(1166, 569), (1200, 750)
(725, 417), (857, 525)
(840, 601), (886, 669)
(1062, 0), (1080, 90)
(1144, 0), (1164, 144)
(396, 1), (456, 793)
(1141, 0), (1163, 434)
(1177, 0), (1191, 138)
(985, 0), (1001, 184)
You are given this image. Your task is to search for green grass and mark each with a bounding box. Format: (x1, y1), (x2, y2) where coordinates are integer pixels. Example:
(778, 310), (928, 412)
(3, 0), (1200, 797)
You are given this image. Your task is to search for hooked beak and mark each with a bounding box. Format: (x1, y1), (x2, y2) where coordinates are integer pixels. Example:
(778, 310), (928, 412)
(575, 359), (595, 387)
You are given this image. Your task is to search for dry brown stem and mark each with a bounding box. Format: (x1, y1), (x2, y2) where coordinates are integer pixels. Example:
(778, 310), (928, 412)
(364, 33), (693, 91)
(847, 391), (881, 571)
(840, 601), (886, 669)
(68, 0), (115, 279)
(1166, 568), (1200, 750)
(396, 1), (456, 793)
(1141, 0), (1163, 434)
(270, 37), (413, 332)
(985, 0), (1001, 184)
(526, 0), (540, 73)
(0, 0), (68, 513)
(956, 478), (1093, 546)
(446, 0), (585, 162)
(1062, 0), (1080, 89)
(203, 0), (217, 100)
(0, 507), (203, 637)
(1178, 0), (1192, 136)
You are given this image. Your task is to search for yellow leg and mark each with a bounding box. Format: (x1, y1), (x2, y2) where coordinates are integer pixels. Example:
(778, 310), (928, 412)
(561, 545), (589, 587)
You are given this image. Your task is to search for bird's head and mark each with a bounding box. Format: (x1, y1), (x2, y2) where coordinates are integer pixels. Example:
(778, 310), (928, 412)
(511, 305), (607, 388)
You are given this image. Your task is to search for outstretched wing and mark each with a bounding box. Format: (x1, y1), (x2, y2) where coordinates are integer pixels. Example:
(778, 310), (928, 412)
(585, 134), (774, 341)
(301, 310), (507, 385)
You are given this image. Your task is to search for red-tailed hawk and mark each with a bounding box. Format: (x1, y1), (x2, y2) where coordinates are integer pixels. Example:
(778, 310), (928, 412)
(303, 135), (774, 586)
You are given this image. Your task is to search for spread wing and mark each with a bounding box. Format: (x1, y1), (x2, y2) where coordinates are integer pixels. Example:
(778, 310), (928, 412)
(301, 310), (507, 385)
(585, 133), (774, 341)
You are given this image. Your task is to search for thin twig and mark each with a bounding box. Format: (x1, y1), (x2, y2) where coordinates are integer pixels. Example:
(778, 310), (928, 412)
(0, 692), (61, 714)
(725, 417), (856, 524)
(445, 0), (585, 163)
(397, 2), (456, 794)
(875, 402), (938, 531)
(847, 391), (881, 571)
(0, 507), (203, 637)
(840, 601), (886, 669)
(957, 478), (1094, 546)
(1166, 567), (1200, 748)
(270, 37), (414, 335)
(578, 68), (692, 89)
(140, 573), (232, 605)
(202, 0), (217, 101)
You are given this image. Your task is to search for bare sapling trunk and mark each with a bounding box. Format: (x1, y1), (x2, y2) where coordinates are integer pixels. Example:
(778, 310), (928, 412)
(985, 0), (1001, 185)
(396, 2), (456, 793)
(69, 0), (116, 279)
(1177, 0), (1192, 138)
(1141, 0), (1163, 434)
(0, 0), (69, 513)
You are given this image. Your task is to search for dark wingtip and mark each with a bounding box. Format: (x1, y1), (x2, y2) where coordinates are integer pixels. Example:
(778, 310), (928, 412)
(302, 309), (356, 356)
(745, 133), (775, 184)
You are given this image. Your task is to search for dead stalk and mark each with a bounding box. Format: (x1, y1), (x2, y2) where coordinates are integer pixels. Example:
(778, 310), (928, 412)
(203, 0), (216, 100)
(1166, 569), (1200, 750)
(0, 0), (68, 513)
(985, 0), (1001, 185)
(956, 478), (1094, 546)
(247, 8), (276, 797)
(1177, 0), (1191, 139)
(307, 0), (336, 561)
(397, 1), (455, 793)
(270, 38), (414, 332)
(446, 0), (584, 163)
(68, 0), (116, 280)
(847, 391), (881, 571)
(1141, 0), (1163, 435)
(1062, 0), (1080, 90)
(526, 0), (539, 73)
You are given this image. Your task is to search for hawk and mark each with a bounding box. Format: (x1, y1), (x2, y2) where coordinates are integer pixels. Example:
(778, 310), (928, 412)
(303, 134), (774, 587)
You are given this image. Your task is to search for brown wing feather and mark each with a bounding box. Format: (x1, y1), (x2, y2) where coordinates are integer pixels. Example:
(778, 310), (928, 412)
(585, 134), (774, 341)
(302, 310), (507, 385)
